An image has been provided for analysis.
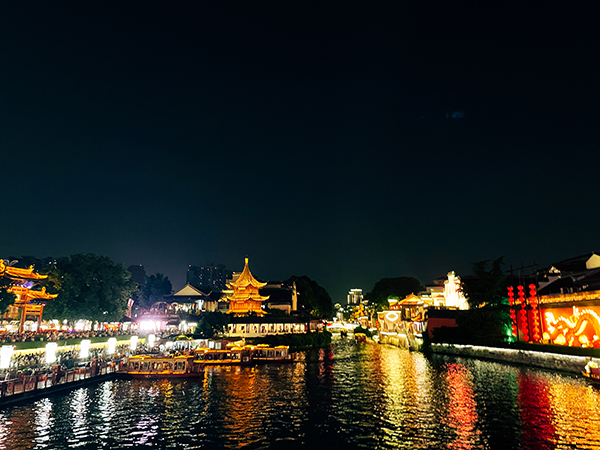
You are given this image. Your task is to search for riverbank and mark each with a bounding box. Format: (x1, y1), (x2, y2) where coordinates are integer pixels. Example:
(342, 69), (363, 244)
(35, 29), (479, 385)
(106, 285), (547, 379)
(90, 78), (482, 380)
(0, 360), (120, 407)
(428, 343), (594, 375)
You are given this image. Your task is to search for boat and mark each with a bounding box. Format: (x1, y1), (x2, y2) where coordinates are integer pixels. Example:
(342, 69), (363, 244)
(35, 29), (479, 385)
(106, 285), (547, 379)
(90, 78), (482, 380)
(123, 354), (201, 378)
(247, 344), (293, 363)
(121, 345), (294, 379)
(193, 347), (250, 365)
(582, 360), (600, 382)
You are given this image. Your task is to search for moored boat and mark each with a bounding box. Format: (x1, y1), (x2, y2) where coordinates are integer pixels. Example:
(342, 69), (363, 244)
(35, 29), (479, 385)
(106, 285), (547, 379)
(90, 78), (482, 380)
(123, 354), (201, 378)
(248, 344), (293, 363)
(582, 360), (600, 382)
(193, 347), (250, 365)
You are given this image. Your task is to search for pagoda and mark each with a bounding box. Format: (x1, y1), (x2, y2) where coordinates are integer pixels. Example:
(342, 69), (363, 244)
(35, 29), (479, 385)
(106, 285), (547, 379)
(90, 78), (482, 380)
(226, 258), (269, 316)
(0, 260), (57, 332)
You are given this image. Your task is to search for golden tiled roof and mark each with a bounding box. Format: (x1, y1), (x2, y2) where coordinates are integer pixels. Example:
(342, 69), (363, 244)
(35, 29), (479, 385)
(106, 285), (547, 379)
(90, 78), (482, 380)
(0, 260), (48, 280)
(228, 258), (267, 289)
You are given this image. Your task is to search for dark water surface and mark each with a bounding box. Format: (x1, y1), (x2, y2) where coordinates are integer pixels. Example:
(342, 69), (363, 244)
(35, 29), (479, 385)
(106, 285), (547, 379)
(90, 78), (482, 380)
(2, 338), (600, 449)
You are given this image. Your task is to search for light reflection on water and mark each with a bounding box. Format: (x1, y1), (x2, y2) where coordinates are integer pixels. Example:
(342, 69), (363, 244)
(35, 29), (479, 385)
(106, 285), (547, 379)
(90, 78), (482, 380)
(3, 339), (600, 449)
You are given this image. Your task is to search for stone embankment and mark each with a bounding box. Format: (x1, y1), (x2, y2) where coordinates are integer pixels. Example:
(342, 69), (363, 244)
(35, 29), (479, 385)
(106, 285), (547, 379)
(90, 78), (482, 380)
(429, 343), (593, 375)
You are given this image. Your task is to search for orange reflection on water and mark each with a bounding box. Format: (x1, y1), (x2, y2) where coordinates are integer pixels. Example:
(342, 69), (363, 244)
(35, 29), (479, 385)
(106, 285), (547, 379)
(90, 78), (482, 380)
(210, 365), (267, 448)
(546, 381), (600, 449)
(378, 345), (432, 427)
(442, 364), (478, 449)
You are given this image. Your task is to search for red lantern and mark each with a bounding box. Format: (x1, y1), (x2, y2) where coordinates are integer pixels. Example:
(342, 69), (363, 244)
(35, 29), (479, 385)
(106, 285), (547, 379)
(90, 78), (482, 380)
(508, 286), (517, 336)
(528, 283), (540, 342)
(518, 285), (529, 341)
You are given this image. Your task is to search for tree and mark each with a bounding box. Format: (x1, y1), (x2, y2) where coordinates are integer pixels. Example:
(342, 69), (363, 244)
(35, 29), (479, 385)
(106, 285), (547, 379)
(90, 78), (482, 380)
(462, 257), (506, 309)
(196, 311), (229, 338)
(136, 273), (172, 310)
(364, 277), (423, 310)
(286, 275), (333, 318)
(459, 257), (511, 344)
(0, 277), (16, 316)
(42, 253), (137, 322)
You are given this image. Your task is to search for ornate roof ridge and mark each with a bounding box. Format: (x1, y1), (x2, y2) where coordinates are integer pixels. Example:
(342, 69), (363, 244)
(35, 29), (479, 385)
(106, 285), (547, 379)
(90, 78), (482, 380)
(0, 260), (48, 280)
(228, 258), (267, 289)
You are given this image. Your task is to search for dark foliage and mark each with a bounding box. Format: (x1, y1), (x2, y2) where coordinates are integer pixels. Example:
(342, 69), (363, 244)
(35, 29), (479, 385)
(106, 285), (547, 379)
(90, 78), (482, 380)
(286, 275), (333, 318)
(364, 277), (423, 310)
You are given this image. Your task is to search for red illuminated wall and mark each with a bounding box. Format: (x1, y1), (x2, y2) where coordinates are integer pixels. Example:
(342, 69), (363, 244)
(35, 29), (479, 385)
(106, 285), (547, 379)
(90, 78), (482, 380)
(540, 304), (600, 347)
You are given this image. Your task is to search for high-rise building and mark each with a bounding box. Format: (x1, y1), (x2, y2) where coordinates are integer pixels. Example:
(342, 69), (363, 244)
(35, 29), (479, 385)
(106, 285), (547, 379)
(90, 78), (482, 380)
(348, 288), (363, 305)
(187, 263), (233, 291)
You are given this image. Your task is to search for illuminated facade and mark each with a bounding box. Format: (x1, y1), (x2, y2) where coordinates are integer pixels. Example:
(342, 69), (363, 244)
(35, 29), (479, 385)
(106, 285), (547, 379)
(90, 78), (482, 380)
(511, 253), (600, 347)
(419, 272), (468, 309)
(444, 271), (468, 309)
(348, 289), (363, 305)
(0, 260), (57, 332)
(227, 316), (308, 336)
(225, 258), (269, 316)
(537, 290), (600, 347)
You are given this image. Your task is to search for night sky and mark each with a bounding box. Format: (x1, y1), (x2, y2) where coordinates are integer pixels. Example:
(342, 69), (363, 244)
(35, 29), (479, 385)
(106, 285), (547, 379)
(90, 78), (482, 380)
(1, 2), (599, 303)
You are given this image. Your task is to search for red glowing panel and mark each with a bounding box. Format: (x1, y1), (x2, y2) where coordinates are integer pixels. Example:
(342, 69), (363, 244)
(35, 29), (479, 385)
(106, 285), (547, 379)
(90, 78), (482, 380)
(542, 305), (600, 347)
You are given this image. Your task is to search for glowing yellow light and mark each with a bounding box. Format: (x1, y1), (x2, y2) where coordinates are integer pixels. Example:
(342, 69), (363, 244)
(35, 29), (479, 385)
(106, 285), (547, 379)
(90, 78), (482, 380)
(0, 345), (14, 369)
(130, 335), (138, 351)
(45, 342), (58, 364)
(80, 339), (91, 359)
(385, 311), (400, 322)
(107, 337), (117, 354)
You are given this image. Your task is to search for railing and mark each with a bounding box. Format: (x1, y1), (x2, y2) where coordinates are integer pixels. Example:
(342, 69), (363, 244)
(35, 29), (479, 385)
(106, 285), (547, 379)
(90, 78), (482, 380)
(0, 360), (119, 400)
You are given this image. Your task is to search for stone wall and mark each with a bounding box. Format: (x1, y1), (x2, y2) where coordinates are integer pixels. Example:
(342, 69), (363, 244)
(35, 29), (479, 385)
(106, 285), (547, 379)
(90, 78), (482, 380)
(379, 334), (409, 349)
(430, 343), (593, 375)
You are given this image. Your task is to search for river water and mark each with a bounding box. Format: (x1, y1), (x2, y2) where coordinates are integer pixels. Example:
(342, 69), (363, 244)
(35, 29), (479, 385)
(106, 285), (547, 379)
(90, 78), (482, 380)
(2, 337), (600, 449)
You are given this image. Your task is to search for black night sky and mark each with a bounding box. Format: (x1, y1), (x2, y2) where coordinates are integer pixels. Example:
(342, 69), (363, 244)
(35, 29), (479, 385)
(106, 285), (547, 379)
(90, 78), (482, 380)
(1, 2), (599, 302)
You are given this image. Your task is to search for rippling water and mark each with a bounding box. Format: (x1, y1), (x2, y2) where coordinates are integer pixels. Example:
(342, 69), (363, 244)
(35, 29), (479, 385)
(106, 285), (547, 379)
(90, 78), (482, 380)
(2, 338), (600, 449)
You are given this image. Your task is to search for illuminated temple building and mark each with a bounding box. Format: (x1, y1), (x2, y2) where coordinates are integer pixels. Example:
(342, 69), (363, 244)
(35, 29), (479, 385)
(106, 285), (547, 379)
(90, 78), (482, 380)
(225, 258), (269, 316)
(0, 260), (57, 332)
(225, 258), (308, 337)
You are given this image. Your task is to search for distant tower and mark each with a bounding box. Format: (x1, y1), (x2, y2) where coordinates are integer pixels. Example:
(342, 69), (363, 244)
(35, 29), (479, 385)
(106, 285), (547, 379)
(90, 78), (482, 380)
(187, 263), (232, 291)
(348, 288), (363, 305)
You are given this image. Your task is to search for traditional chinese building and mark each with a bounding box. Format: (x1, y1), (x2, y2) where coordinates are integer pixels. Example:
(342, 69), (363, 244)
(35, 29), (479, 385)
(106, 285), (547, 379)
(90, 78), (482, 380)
(0, 260), (57, 332)
(507, 252), (600, 347)
(225, 258), (269, 316)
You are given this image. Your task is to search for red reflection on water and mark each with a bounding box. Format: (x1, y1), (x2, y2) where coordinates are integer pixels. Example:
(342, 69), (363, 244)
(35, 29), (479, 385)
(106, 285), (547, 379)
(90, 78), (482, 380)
(517, 373), (556, 450)
(443, 364), (478, 449)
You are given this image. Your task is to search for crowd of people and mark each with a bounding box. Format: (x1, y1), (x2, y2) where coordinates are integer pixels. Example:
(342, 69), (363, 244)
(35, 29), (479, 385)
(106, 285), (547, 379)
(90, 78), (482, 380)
(2, 342), (159, 379)
(0, 329), (132, 344)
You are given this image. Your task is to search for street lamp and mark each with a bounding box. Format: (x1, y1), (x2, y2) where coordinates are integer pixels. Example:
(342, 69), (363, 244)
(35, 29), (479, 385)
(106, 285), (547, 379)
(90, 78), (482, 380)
(0, 345), (13, 369)
(46, 342), (58, 364)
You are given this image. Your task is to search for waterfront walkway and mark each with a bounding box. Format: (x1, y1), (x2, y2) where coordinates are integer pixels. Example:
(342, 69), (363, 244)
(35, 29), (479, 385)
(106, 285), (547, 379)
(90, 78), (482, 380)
(0, 359), (120, 406)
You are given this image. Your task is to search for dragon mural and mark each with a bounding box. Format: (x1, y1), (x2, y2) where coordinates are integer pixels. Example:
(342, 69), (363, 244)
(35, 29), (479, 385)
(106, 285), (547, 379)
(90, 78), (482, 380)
(544, 307), (600, 347)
